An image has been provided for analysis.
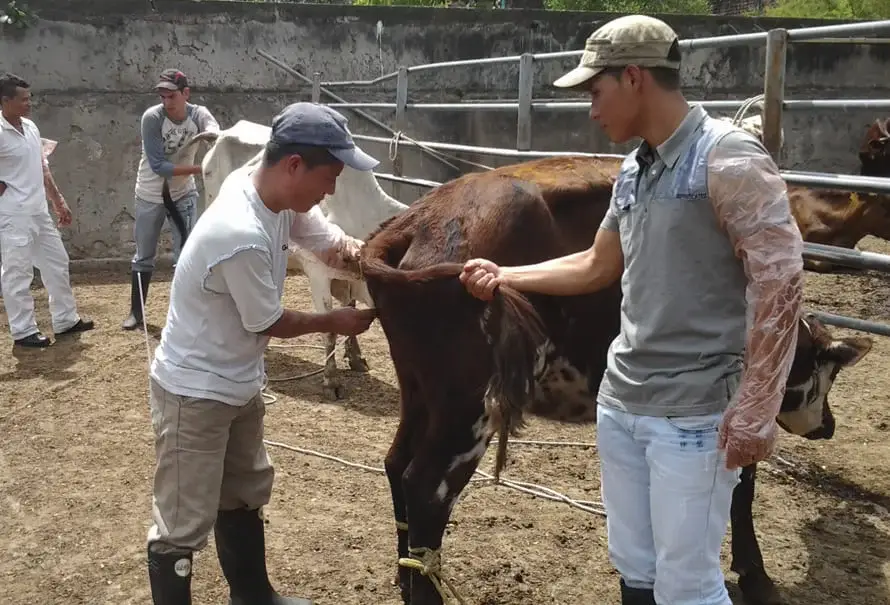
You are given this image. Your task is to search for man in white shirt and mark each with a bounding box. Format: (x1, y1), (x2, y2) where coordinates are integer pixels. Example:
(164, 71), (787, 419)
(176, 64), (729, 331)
(0, 72), (94, 348)
(145, 102), (377, 605)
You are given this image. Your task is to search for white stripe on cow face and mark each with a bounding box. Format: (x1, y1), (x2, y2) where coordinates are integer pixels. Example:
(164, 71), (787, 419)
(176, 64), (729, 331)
(777, 361), (837, 436)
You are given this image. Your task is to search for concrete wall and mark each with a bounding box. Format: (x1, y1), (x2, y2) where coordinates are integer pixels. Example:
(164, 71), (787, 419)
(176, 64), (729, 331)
(2, 0), (888, 259)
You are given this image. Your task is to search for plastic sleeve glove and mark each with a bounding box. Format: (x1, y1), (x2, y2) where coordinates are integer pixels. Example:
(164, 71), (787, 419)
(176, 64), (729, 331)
(707, 135), (805, 469)
(41, 138), (57, 167)
(289, 205), (361, 270)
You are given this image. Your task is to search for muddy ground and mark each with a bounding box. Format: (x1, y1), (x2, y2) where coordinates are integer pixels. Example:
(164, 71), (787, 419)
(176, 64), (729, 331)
(3, 238), (890, 605)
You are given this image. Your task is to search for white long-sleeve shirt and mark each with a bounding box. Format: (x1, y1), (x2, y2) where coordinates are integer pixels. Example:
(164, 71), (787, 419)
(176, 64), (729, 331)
(150, 167), (347, 405)
(0, 115), (49, 216)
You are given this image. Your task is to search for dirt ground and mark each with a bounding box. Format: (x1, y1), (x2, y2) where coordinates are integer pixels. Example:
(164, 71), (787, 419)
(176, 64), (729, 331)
(3, 239), (890, 605)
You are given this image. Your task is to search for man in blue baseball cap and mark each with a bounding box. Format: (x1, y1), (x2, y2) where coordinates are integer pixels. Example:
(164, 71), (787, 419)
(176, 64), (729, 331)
(144, 102), (378, 605)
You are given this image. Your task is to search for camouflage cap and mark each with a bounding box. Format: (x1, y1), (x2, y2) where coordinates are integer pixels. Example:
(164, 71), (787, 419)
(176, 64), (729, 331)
(553, 15), (680, 89)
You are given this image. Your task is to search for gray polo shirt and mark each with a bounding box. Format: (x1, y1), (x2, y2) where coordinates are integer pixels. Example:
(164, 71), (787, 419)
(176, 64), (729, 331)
(597, 104), (789, 418)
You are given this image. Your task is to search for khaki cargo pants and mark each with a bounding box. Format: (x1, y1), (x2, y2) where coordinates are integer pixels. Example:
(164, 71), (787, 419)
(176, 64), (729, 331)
(146, 378), (275, 555)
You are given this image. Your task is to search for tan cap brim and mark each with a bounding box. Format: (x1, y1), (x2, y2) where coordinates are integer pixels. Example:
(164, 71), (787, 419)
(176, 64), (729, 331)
(553, 65), (602, 89)
(155, 81), (179, 91)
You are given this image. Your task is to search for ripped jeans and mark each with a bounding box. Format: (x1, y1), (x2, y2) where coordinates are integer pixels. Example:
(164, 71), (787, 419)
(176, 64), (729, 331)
(596, 404), (741, 605)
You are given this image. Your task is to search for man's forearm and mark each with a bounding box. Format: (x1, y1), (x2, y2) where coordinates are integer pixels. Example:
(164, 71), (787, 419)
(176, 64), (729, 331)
(502, 248), (619, 296)
(43, 166), (63, 204)
(261, 309), (334, 339)
(169, 164), (202, 177)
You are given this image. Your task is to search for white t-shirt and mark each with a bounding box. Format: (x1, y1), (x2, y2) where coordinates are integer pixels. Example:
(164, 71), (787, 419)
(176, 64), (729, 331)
(0, 115), (49, 216)
(149, 167), (347, 405)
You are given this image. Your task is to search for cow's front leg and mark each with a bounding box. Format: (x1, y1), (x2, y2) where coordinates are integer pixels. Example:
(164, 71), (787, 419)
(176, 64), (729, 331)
(403, 407), (491, 605)
(731, 463), (782, 605)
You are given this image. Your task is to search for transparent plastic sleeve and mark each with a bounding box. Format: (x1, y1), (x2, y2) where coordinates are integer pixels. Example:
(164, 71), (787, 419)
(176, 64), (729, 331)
(707, 140), (805, 468)
(289, 205), (361, 270)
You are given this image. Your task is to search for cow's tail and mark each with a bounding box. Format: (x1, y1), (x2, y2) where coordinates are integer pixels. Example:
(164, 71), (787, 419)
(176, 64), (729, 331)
(161, 179), (190, 248)
(361, 254), (547, 482)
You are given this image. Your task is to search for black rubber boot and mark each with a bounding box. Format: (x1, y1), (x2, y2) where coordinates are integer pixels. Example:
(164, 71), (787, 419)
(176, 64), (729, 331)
(147, 547), (193, 605)
(214, 508), (312, 605)
(122, 270), (152, 330)
(620, 578), (656, 605)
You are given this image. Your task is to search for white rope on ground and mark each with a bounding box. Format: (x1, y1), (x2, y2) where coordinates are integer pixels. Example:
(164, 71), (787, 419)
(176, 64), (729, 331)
(263, 438), (606, 517)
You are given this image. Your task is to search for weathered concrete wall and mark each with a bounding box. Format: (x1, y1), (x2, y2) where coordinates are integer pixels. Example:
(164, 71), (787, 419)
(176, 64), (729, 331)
(1, 0), (887, 259)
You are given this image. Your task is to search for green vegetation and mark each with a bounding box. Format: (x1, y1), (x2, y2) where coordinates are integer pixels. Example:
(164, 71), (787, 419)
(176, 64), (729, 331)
(543, 0), (710, 13)
(1, 1), (36, 29)
(762, 0), (890, 20)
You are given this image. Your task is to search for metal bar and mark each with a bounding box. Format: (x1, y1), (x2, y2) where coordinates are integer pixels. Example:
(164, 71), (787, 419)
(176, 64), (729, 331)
(762, 29), (788, 161)
(787, 19), (890, 41)
(783, 171), (890, 195)
(517, 53), (534, 152)
(320, 72), (400, 87)
(311, 71), (321, 103)
(317, 99), (890, 112)
(373, 172), (442, 188)
(407, 54), (525, 74)
(803, 242), (890, 272)
(351, 133), (627, 159)
(805, 310), (890, 337)
(392, 67), (408, 201)
(256, 49), (453, 172)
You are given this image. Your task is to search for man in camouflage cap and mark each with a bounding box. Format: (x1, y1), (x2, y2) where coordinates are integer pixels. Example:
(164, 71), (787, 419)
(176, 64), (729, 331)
(461, 14), (803, 605)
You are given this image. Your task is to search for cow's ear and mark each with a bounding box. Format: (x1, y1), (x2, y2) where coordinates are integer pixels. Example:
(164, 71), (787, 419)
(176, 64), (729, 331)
(824, 337), (873, 367)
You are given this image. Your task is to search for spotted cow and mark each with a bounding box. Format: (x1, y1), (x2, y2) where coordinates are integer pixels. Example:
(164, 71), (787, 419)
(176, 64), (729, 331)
(359, 155), (873, 605)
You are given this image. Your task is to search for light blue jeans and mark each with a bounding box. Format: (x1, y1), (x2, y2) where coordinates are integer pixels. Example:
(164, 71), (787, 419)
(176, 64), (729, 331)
(597, 404), (741, 605)
(131, 193), (198, 273)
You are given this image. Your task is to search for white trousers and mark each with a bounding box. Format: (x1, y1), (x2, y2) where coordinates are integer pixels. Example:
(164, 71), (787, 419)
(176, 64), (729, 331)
(597, 404), (741, 605)
(0, 211), (80, 340)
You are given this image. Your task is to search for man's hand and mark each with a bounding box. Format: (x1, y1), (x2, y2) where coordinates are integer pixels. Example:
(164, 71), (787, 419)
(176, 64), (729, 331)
(460, 258), (502, 301)
(718, 406), (778, 470)
(325, 307), (376, 336)
(53, 197), (73, 227)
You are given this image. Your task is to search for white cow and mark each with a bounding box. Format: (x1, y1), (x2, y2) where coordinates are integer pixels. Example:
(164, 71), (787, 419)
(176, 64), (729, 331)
(173, 120), (409, 399)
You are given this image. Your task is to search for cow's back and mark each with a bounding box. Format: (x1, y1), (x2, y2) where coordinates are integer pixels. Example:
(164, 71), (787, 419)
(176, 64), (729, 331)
(362, 155), (623, 416)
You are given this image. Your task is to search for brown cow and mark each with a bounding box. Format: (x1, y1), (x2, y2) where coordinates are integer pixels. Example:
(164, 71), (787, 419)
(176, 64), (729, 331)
(790, 186), (890, 273)
(788, 117), (890, 272)
(858, 117), (890, 178)
(359, 155), (873, 605)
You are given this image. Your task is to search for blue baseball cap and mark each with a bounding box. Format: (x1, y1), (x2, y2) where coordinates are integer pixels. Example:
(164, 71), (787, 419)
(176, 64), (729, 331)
(270, 102), (379, 171)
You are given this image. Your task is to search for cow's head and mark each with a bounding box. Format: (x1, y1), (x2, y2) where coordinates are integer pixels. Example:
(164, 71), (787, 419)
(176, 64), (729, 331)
(859, 118), (890, 177)
(777, 314), (872, 440)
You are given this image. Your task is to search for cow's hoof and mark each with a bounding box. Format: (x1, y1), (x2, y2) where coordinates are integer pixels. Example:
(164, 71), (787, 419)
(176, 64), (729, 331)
(738, 571), (783, 605)
(347, 355), (370, 373)
(323, 381), (345, 401)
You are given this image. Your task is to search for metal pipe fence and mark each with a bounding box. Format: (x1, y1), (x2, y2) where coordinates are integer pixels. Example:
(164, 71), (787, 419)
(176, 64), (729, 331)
(321, 99), (890, 112)
(318, 19), (890, 87)
(291, 18), (890, 337)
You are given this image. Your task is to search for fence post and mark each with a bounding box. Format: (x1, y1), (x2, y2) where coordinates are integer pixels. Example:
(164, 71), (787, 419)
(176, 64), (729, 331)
(762, 28), (787, 162)
(517, 53), (534, 151)
(392, 66), (409, 201)
(311, 71), (321, 103)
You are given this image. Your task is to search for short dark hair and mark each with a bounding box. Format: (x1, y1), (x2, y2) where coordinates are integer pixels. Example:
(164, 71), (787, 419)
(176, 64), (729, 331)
(263, 141), (341, 169)
(0, 73), (29, 102)
(601, 40), (682, 91)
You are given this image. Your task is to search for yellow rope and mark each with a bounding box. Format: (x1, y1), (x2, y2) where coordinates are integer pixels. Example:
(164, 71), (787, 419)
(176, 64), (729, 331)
(395, 520), (409, 531)
(398, 547), (468, 605)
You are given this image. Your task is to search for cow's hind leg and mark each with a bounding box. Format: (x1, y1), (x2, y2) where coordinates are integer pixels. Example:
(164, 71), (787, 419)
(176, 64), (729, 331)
(731, 464), (782, 605)
(343, 300), (370, 372)
(402, 407), (491, 605)
(385, 415), (419, 604)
